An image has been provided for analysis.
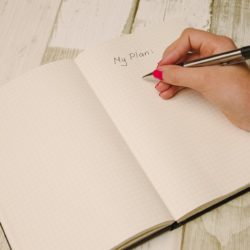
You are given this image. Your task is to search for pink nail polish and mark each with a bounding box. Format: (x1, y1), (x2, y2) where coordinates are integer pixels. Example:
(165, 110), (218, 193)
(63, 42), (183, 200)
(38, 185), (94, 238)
(153, 70), (163, 80)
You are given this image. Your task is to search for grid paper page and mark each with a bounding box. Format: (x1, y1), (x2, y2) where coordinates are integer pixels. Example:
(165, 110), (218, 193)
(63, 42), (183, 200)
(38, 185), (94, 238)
(0, 60), (172, 250)
(75, 21), (250, 220)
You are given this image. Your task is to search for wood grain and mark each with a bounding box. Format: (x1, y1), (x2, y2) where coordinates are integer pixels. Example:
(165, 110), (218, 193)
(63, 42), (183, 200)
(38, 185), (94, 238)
(42, 47), (81, 63)
(210, 0), (250, 47)
(0, 0), (62, 85)
(42, 0), (135, 64)
(49, 0), (134, 49)
(132, 0), (212, 32)
(182, 192), (250, 250)
(132, 228), (183, 250)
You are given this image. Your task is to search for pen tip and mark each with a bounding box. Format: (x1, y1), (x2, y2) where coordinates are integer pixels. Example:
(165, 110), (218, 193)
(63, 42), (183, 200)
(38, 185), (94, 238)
(142, 72), (153, 78)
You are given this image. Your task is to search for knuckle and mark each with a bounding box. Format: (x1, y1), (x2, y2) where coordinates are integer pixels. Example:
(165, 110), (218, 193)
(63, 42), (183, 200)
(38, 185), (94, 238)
(218, 35), (237, 49)
(182, 27), (195, 36)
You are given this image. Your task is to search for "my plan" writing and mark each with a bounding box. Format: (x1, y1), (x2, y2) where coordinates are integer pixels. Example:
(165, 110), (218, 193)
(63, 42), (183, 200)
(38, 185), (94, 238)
(113, 49), (154, 67)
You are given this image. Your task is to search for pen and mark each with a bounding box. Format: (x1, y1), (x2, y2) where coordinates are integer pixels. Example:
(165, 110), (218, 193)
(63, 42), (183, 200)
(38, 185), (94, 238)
(142, 45), (250, 78)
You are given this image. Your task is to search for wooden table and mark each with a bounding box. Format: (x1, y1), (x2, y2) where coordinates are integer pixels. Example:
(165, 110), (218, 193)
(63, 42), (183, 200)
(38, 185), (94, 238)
(0, 1), (249, 249)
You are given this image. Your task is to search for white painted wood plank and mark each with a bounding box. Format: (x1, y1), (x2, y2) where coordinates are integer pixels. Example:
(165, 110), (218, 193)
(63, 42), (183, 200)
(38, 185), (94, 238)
(42, 0), (136, 63)
(132, 0), (212, 32)
(42, 47), (81, 63)
(132, 228), (182, 250)
(210, 0), (250, 47)
(48, 0), (135, 50)
(182, 192), (250, 250)
(0, 0), (62, 84)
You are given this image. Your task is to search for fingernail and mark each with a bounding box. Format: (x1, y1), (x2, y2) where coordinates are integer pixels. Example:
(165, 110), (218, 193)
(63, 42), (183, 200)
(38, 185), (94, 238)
(153, 70), (163, 80)
(155, 81), (160, 88)
(157, 59), (163, 65)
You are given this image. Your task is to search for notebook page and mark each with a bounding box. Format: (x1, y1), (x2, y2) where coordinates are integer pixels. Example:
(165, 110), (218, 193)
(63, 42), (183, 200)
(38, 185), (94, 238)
(75, 22), (250, 220)
(0, 60), (172, 250)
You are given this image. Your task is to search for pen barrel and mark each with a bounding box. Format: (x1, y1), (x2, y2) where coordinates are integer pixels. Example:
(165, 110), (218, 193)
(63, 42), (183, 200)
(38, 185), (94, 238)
(183, 49), (243, 67)
(143, 46), (250, 78)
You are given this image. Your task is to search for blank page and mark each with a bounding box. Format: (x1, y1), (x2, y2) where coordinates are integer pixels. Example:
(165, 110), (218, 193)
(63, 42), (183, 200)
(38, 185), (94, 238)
(0, 60), (172, 250)
(75, 21), (250, 220)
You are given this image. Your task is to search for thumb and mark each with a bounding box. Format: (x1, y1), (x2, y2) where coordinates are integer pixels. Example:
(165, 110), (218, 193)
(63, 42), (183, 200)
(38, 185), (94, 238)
(155, 65), (216, 92)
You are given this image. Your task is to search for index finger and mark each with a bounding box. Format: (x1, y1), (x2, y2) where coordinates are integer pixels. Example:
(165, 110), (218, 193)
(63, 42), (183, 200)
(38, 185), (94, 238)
(158, 28), (237, 66)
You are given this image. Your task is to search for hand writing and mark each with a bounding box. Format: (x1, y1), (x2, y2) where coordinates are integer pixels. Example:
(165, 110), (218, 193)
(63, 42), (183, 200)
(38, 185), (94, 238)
(153, 28), (250, 132)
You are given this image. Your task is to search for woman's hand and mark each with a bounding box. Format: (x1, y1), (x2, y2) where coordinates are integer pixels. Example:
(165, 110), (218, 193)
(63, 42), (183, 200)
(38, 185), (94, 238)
(153, 28), (250, 131)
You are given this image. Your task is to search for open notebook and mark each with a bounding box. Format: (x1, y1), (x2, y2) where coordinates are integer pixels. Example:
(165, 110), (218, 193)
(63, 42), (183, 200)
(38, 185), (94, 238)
(0, 21), (249, 250)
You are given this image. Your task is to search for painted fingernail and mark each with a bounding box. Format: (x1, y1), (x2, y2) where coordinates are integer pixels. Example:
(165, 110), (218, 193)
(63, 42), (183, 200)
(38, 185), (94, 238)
(153, 70), (163, 80)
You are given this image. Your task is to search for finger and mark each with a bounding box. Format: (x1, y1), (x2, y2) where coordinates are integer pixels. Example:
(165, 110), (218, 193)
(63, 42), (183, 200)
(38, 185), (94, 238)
(158, 39), (181, 65)
(159, 28), (215, 66)
(155, 81), (171, 92)
(158, 51), (199, 66)
(155, 65), (219, 92)
(158, 28), (237, 66)
(159, 86), (184, 100)
(158, 51), (204, 68)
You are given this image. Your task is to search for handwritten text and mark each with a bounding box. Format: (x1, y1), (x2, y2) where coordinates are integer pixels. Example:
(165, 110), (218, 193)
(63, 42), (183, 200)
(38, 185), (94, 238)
(113, 49), (154, 67)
